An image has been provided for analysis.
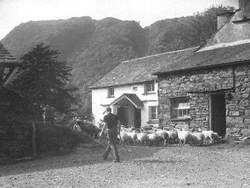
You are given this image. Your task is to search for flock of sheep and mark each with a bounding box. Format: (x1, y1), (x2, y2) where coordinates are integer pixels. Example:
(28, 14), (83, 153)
(72, 118), (250, 146)
(74, 119), (222, 147)
(119, 127), (222, 146)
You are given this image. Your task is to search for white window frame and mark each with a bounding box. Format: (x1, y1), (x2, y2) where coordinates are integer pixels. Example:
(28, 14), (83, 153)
(149, 106), (158, 120)
(132, 86), (138, 91)
(107, 87), (114, 98)
(145, 81), (155, 94)
(170, 97), (190, 120)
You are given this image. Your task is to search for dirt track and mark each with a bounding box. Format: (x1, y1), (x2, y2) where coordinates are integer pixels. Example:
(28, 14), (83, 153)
(0, 143), (250, 188)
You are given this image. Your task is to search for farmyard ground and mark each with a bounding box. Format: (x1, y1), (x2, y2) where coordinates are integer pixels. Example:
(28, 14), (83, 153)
(0, 143), (250, 188)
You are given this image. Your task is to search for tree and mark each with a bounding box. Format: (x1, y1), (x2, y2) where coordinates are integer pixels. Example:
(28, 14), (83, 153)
(148, 6), (235, 54)
(189, 6), (235, 46)
(12, 43), (75, 120)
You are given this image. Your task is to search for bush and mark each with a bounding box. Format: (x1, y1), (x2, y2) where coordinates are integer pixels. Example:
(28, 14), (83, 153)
(78, 122), (100, 138)
(36, 123), (89, 154)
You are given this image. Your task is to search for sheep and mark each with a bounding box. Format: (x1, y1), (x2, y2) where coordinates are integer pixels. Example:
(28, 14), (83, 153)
(189, 132), (205, 146)
(177, 130), (191, 146)
(155, 129), (169, 146)
(241, 129), (250, 138)
(166, 130), (178, 144)
(126, 130), (137, 145)
(202, 130), (214, 145)
(147, 132), (163, 146)
(119, 130), (133, 144)
(136, 132), (149, 145)
(211, 131), (221, 143)
(202, 130), (221, 145)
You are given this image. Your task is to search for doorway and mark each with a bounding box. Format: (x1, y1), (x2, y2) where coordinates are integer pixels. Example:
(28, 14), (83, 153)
(134, 108), (141, 128)
(117, 106), (141, 128)
(117, 107), (129, 126)
(209, 93), (226, 136)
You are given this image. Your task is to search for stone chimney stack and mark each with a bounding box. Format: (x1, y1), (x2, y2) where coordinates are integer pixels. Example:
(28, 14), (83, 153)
(217, 12), (234, 29)
(239, 0), (250, 19)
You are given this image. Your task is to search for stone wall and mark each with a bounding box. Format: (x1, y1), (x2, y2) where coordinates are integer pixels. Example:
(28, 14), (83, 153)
(0, 123), (33, 160)
(226, 64), (250, 129)
(158, 66), (236, 129)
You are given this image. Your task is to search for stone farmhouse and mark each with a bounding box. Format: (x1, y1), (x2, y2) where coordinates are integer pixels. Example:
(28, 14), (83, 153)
(155, 0), (250, 136)
(91, 0), (250, 136)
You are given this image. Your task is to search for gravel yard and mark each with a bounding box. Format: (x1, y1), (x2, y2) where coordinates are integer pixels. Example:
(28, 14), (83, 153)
(0, 143), (250, 188)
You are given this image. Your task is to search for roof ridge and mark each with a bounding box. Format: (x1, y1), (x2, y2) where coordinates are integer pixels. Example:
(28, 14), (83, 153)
(198, 39), (250, 52)
(121, 46), (198, 64)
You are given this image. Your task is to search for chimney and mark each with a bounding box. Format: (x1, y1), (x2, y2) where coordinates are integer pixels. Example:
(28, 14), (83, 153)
(217, 12), (234, 29)
(239, 0), (250, 19)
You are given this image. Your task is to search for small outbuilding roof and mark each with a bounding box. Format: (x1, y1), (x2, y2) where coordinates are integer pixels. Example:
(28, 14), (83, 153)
(0, 43), (17, 65)
(90, 47), (197, 89)
(110, 93), (143, 109)
(0, 43), (20, 88)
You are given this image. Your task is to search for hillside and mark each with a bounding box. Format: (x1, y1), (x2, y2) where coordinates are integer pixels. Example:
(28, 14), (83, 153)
(1, 6), (233, 114)
(2, 17), (148, 114)
(146, 6), (234, 54)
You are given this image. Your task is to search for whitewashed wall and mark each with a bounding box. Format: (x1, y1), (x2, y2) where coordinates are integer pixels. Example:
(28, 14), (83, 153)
(91, 81), (158, 127)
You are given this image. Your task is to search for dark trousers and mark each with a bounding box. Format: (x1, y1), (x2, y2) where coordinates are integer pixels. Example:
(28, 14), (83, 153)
(103, 130), (120, 161)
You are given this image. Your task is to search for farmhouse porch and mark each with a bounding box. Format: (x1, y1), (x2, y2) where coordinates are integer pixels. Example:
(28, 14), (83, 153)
(110, 93), (143, 128)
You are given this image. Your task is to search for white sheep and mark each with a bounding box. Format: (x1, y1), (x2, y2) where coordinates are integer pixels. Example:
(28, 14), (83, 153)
(126, 130), (137, 145)
(202, 130), (221, 145)
(147, 132), (163, 146)
(202, 130), (214, 145)
(166, 130), (178, 144)
(189, 132), (205, 146)
(177, 130), (191, 146)
(119, 130), (132, 144)
(136, 132), (149, 145)
(155, 129), (169, 146)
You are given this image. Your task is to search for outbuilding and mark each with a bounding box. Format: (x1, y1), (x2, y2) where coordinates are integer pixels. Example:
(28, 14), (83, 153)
(155, 0), (250, 136)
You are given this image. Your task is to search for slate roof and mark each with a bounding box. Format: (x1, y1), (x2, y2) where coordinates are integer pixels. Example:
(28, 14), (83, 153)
(0, 43), (20, 88)
(155, 9), (250, 75)
(155, 42), (250, 75)
(0, 43), (17, 64)
(203, 10), (250, 49)
(110, 93), (143, 108)
(90, 47), (197, 89)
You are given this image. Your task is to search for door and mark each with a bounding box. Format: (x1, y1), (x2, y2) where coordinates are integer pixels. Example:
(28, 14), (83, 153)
(210, 93), (226, 136)
(117, 107), (129, 126)
(134, 108), (141, 128)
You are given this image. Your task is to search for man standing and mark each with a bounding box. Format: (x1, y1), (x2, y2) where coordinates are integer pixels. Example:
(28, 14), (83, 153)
(99, 107), (120, 162)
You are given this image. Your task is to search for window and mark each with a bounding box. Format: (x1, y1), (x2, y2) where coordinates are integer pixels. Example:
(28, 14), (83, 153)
(149, 106), (158, 120)
(132, 86), (138, 91)
(107, 87), (114, 98)
(170, 97), (190, 120)
(144, 81), (155, 94)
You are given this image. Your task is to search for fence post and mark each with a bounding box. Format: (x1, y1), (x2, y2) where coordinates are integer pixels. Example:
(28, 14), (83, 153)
(32, 120), (37, 157)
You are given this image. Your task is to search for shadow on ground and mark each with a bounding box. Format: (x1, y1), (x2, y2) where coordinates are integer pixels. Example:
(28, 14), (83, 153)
(0, 142), (246, 178)
(0, 143), (163, 177)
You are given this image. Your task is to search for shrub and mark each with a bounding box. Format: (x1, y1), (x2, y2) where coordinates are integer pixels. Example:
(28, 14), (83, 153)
(78, 122), (100, 138)
(36, 123), (89, 154)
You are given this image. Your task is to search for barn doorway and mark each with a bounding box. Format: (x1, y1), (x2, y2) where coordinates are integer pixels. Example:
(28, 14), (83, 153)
(209, 93), (226, 137)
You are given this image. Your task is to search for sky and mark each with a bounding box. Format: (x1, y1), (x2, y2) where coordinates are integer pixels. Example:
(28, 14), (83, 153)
(0, 0), (238, 40)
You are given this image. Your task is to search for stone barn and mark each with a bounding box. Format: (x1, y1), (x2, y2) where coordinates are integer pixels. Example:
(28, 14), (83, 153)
(155, 0), (250, 136)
